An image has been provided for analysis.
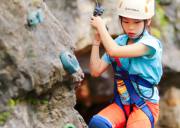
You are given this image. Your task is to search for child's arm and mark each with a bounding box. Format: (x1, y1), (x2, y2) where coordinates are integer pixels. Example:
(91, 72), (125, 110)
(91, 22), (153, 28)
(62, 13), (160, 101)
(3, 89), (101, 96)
(90, 33), (109, 77)
(98, 24), (149, 58)
(91, 16), (150, 58)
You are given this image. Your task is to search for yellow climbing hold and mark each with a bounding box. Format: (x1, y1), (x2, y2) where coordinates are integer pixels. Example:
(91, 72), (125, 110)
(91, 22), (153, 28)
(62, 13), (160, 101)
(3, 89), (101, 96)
(32, 0), (43, 7)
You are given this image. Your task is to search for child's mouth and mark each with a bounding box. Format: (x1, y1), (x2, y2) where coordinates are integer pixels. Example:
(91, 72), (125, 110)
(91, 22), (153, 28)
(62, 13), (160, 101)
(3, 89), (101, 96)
(128, 32), (136, 37)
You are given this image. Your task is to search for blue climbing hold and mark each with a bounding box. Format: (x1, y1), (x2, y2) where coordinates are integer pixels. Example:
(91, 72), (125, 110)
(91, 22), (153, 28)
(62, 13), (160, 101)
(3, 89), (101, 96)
(27, 9), (44, 27)
(59, 51), (81, 74)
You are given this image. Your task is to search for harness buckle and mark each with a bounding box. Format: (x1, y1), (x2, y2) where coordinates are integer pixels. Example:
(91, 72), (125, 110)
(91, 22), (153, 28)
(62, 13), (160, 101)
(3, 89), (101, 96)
(114, 73), (122, 78)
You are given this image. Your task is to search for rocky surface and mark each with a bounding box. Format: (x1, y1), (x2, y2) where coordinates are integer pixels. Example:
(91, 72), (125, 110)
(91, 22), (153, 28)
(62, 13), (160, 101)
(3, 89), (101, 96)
(0, 0), (180, 128)
(156, 0), (180, 71)
(159, 87), (180, 128)
(45, 0), (121, 51)
(0, 0), (86, 127)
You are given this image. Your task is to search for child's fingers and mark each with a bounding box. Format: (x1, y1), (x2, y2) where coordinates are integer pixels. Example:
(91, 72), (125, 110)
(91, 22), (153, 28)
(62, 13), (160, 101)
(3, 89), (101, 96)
(90, 17), (96, 28)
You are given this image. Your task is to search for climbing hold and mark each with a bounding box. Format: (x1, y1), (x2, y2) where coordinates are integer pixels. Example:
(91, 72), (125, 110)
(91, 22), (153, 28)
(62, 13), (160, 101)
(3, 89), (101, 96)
(59, 51), (81, 74)
(64, 123), (76, 128)
(27, 9), (44, 27)
(32, 0), (43, 7)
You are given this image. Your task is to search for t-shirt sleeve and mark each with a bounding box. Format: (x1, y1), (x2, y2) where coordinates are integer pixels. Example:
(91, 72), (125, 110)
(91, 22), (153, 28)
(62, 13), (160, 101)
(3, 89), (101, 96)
(102, 53), (112, 64)
(139, 37), (162, 58)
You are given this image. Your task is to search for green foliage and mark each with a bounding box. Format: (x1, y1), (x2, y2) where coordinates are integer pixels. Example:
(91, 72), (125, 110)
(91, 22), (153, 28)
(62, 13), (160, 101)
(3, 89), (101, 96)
(26, 96), (49, 105)
(8, 93), (49, 106)
(152, 3), (169, 39)
(155, 5), (168, 26)
(0, 98), (19, 125)
(151, 27), (161, 39)
(8, 99), (19, 107)
(156, 0), (161, 3)
(8, 96), (49, 109)
(0, 111), (11, 126)
(0, 96), (48, 126)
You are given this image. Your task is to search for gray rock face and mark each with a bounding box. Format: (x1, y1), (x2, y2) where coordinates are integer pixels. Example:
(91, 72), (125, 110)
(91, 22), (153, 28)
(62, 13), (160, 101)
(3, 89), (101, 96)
(46, 0), (121, 51)
(1, 85), (86, 128)
(154, 1), (180, 72)
(159, 87), (180, 128)
(159, 0), (172, 5)
(45, 0), (94, 51)
(0, 0), (86, 127)
(0, 0), (69, 99)
(1, 0), (180, 127)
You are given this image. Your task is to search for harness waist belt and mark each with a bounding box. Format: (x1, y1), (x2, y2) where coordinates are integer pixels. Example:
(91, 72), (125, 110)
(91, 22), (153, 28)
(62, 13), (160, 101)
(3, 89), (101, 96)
(114, 73), (154, 88)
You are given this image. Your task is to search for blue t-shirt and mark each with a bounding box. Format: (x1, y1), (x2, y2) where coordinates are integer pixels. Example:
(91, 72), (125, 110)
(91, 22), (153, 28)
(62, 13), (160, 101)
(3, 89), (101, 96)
(102, 30), (163, 104)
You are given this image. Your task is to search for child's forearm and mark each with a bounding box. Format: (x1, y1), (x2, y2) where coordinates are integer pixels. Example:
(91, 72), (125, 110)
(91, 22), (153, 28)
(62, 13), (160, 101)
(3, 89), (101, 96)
(90, 42), (101, 76)
(97, 25), (119, 57)
(97, 25), (149, 58)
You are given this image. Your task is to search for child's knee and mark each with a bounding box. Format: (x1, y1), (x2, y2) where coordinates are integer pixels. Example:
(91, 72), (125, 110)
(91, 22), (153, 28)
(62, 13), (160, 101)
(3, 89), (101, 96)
(126, 120), (151, 128)
(89, 115), (112, 128)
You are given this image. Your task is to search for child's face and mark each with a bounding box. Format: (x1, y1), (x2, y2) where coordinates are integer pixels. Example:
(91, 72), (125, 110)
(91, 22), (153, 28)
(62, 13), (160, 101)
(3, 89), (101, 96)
(121, 17), (145, 39)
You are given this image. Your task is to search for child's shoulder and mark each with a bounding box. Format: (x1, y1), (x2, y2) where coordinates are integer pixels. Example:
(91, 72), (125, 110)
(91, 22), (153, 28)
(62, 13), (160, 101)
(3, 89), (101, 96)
(141, 33), (163, 49)
(143, 31), (161, 42)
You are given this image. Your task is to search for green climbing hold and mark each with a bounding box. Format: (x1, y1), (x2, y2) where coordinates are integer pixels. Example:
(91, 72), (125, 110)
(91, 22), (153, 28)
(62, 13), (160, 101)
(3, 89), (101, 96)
(59, 51), (81, 74)
(64, 123), (76, 128)
(27, 9), (44, 27)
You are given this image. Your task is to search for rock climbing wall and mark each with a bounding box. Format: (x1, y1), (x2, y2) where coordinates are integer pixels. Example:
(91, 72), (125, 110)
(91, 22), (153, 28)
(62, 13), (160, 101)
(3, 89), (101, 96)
(45, 0), (121, 51)
(1, 0), (180, 128)
(0, 0), (87, 127)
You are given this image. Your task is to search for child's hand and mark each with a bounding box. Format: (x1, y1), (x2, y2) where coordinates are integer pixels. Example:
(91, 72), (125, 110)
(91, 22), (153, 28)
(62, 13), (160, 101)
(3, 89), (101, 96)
(90, 16), (105, 30)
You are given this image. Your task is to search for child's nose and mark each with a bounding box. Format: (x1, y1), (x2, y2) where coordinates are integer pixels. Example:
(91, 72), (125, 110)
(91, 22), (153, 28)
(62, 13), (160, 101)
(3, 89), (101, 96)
(129, 24), (135, 30)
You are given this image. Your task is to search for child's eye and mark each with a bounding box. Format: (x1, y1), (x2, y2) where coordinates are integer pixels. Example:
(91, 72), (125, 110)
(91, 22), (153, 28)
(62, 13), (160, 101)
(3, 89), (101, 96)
(122, 21), (129, 23)
(134, 21), (142, 23)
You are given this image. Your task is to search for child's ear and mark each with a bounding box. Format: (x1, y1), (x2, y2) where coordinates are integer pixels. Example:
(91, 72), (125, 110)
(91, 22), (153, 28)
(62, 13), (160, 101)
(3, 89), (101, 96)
(147, 19), (152, 26)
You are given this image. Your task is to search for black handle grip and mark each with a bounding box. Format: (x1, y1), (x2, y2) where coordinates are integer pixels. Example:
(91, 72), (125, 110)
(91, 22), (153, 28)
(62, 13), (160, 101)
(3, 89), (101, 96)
(93, 5), (104, 16)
